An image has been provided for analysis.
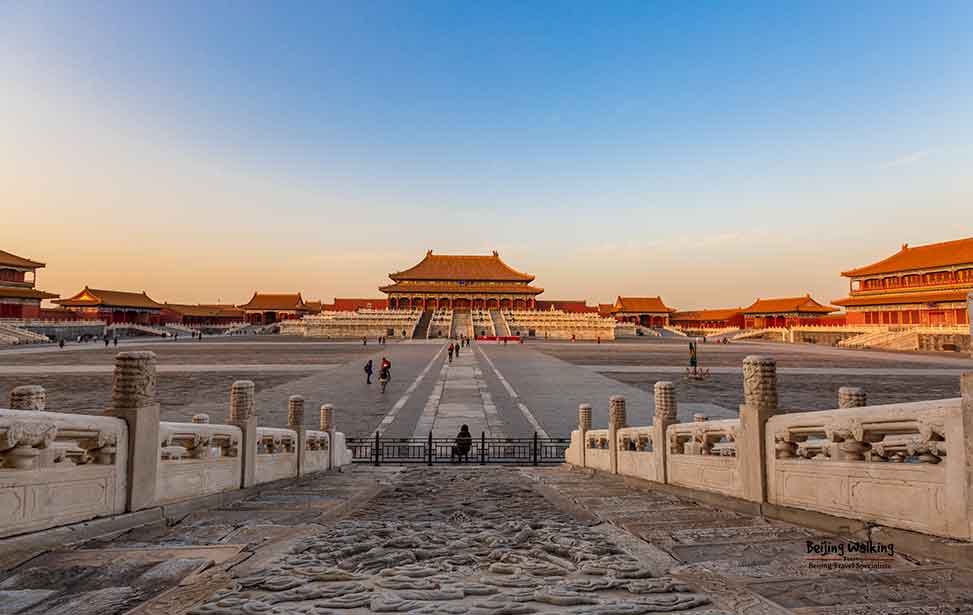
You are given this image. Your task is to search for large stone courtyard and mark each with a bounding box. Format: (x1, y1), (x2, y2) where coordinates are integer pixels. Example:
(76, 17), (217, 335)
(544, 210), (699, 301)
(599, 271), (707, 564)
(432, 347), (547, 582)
(1, 337), (970, 439)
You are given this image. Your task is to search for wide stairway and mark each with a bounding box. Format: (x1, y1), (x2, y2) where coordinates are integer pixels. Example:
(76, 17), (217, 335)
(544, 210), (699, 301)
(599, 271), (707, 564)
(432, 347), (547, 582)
(412, 309), (433, 339)
(0, 322), (50, 344)
(489, 310), (511, 336)
(449, 310), (471, 338)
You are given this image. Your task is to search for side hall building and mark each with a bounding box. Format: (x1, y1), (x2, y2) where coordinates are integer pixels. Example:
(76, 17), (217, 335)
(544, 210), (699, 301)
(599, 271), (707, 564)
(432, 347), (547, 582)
(0, 249), (58, 319)
(238, 293), (311, 325)
(611, 296), (676, 327)
(833, 237), (973, 326)
(55, 287), (165, 325)
(741, 295), (835, 329)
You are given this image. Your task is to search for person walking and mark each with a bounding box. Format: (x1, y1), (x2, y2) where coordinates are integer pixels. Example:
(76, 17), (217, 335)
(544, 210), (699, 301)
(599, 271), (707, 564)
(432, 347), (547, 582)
(455, 340), (460, 357)
(113, 336), (118, 347)
(364, 359), (374, 385)
(362, 336), (367, 346)
(378, 359), (391, 393)
(104, 337), (110, 348)
(447, 343), (454, 363)
(58, 339), (64, 349)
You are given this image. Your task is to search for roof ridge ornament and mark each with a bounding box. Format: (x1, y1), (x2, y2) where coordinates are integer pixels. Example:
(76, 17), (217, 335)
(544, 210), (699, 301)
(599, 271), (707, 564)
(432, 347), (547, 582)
(492, 250), (499, 256)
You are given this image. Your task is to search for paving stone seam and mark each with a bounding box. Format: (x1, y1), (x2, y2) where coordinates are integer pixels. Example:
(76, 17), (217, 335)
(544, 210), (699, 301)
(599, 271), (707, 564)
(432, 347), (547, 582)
(477, 345), (550, 438)
(412, 362), (448, 438)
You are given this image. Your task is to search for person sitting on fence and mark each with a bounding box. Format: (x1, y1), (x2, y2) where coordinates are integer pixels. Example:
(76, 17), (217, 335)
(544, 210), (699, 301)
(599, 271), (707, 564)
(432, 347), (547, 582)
(451, 424), (473, 462)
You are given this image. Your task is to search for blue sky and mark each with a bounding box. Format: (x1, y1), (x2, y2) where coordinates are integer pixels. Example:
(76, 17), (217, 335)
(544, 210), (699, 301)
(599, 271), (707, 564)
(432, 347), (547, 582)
(2, 1), (971, 307)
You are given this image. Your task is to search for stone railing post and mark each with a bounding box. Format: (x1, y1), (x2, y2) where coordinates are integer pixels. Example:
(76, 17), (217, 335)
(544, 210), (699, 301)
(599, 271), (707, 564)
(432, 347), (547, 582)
(838, 386), (867, 408)
(228, 380), (257, 488)
(653, 381), (677, 483)
(739, 355), (778, 503)
(945, 373), (973, 538)
(320, 403), (335, 470)
(288, 395), (307, 476)
(608, 395), (626, 474)
(106, 351), (159, 511)
(10, 385), (46, 411)
(578, 403), (592, 468)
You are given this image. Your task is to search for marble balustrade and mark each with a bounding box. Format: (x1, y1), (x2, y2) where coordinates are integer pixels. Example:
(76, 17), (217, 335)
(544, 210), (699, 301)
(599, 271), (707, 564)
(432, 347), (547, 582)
(565, 358), (973, 541)
(0, 351), (353, 539)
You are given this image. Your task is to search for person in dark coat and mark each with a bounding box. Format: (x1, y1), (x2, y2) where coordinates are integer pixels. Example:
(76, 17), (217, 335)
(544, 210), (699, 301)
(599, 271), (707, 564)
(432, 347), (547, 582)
(364, 359), (373, 384)
(451, 424), (473, 462)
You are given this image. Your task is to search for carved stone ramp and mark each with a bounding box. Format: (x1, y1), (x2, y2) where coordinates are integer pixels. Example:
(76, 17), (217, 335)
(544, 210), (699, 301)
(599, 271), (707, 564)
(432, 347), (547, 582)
(167, 466), (731, 614)
(522, 465), (973, 614)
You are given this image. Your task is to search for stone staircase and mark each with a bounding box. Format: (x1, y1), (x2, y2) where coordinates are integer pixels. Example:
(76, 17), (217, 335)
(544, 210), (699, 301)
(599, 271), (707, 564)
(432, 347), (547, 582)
(107, 323), (170, 337)
(840, 328), (919, 351)
(657, 326), (685, 337)
(489, 310), (511, 336)
(0, 322), (50, 344)
(837, 328), (892, 349)
(412, 309), (434, 339)
(732, 327), (788, 342)
(450, 310), (472, 338)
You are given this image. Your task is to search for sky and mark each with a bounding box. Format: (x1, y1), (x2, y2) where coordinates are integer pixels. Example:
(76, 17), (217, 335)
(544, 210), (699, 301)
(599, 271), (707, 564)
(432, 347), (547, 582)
(2, 1), (972, 309)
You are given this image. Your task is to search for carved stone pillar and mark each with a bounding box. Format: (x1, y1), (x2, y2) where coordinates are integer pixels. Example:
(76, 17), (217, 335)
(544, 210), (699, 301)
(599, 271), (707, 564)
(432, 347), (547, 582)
(653, 381), (677, 483)
(320, 403), (335, 470)
(608, 395), (626, 474)
(289, 395), (308, 476)
(838, 386), (867, 408)
(944, 373), (973, 539)
(9, 385), (46, 411)
(578, 403), (591, 468)
(228, 380), (257, 488)
(106, 351), (159, 512)
(738, 356), (778, 503)
(320, 403), (334, 431)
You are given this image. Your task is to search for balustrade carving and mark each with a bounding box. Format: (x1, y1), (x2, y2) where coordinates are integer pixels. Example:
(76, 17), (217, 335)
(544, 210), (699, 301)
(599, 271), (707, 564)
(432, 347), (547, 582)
(616, 427), (652, 452)
(668, 419), (738, 457)
(773, 408), (947, 464)
(0, 412), (120, 471)
(158, 422), (241, 461)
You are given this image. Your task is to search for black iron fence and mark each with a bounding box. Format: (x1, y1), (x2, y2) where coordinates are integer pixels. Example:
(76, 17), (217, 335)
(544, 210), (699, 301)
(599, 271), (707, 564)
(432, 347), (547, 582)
(347, 432), (570, 466)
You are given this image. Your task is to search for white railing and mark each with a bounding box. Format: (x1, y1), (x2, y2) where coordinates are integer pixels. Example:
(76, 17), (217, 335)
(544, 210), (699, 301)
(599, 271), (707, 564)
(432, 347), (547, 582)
(0, 408), (128, 538)
(254, 427), (298, 483)
(156, 421), (243, 505)
(564, 359), (973, 541)
(768, 398), (961, 538)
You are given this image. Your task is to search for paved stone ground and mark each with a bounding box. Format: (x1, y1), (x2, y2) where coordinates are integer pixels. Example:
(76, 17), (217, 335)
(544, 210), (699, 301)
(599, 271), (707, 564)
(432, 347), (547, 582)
(412, 348), (507, 439)
(525, 466), (973, 614)
(2, 336), (970, 439)
(537, 338), (973, 369)
(535, 339), (972, 415)
(476, 344), (733, 438)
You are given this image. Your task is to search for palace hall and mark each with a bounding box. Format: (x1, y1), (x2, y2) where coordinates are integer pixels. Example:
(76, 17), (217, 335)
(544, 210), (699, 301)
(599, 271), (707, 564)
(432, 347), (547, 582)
(380, 250), (543, 310)
(833, 237), (973, 326)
